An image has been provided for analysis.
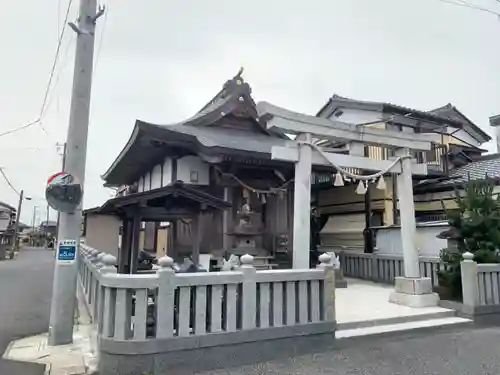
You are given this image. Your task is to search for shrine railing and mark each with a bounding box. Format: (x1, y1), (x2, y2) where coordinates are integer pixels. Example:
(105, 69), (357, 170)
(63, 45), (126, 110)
(78, 244), (336, 374)
(338, 252), (446, 287)
(461, 253), (500, 316)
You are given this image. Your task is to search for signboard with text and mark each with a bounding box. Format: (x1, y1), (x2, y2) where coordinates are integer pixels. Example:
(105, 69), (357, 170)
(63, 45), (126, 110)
(57, 239), (77, 263)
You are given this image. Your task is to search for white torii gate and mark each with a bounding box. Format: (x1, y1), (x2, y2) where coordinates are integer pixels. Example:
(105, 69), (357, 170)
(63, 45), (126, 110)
(257, 102), (440, 307)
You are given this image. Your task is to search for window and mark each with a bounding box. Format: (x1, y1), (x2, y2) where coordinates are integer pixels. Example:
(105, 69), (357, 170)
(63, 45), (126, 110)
(190, 170), (199, 183)
(333, 110), (344, 118)
(425, 148), (437, 163)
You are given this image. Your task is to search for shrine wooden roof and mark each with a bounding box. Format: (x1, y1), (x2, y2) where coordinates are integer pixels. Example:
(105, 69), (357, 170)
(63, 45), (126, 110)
(94, 181), (231, 221)
(102, 70), (289, 186)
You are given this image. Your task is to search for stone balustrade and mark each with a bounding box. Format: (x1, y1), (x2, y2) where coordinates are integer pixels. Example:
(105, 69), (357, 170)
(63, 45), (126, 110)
(338, 251), (445, 286)
(461, 252), (500, 317)
(77, 244), (336, 375)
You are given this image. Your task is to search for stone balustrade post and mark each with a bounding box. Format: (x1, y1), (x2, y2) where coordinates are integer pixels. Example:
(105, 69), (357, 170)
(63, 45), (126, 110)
(100, 254), (117, 274)
(95, 253), (106, 268)
(95, 254), (117, 330)
(461, 252), (479, 312)
(89, 250), (101, 264)
(240, 254), (257, 330)
(318, 253), (335, 322)
(156, 256), (175, 338)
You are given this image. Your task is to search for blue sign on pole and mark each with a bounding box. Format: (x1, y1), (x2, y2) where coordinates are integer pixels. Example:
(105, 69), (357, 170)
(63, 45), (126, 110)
(57, 240), (77, 262)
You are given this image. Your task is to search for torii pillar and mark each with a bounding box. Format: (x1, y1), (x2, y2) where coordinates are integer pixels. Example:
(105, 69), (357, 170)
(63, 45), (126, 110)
(259, 101), (439, 307)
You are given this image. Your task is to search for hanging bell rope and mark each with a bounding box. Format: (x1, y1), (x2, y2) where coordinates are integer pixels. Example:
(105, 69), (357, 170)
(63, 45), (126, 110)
(298, 141), (411, 181)
(355, 180), (367, 195)
(376, 175), (387, 190)
(214, 166), (293, 195)
(333, 171), (344, 187)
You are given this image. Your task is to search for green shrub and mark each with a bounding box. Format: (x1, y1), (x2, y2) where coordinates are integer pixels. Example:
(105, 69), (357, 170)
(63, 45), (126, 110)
(438, 177), (500, 301)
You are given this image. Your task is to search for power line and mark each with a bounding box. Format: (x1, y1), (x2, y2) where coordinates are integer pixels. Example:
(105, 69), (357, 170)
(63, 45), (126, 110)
(39, 0), (75, 119)
(0, 168), (20, 196)
(0, 0), (75, 140)
(433, 0), (500, 16)
(44, 36), (76, 117)
(0, 119), (41, 138)
(94, 1), (110, 73)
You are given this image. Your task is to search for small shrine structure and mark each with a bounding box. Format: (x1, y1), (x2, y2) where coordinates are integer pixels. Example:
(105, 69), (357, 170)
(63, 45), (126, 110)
(96, 71), (298, 271)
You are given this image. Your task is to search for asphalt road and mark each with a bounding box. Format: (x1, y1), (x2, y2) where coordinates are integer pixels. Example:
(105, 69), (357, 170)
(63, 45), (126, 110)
(0, 248), (54, 375)
(2, 249), (499, 375)
(198, 326), (500, 375)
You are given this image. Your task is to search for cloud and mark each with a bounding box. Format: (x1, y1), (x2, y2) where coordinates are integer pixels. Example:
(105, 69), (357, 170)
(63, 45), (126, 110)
(1, 0), (499, 222)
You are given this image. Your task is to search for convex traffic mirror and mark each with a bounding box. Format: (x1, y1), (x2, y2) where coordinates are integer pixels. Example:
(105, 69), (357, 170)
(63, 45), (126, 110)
(45, 172), (83, 213)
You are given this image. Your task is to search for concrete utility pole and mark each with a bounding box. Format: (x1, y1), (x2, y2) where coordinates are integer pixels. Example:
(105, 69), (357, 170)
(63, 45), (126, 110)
(55, 142), (67, 244)
(32, 205), (37, 234)
(12, 190), (24, 251)
(46, 204), (50, 247)
(48, 0), (103, 346)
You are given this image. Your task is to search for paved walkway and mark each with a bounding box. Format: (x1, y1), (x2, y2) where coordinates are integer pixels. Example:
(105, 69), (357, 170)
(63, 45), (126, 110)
(336, 278), (453, 327)
(0, 248), (54, 375)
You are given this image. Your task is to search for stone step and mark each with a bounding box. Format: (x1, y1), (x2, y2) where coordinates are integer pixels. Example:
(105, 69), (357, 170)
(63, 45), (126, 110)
(337, 309), (457, 331)
(336, 316), (472, 339)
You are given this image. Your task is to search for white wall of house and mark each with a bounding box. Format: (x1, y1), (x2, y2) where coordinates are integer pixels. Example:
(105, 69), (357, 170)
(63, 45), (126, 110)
(446, 127), (482, 147)
(84, 214), (121, 258)
(144, 171), (151, 191)
(162, 158), (172, 186)
(0, 208), (12, 232)
(327, 108), (383, 125)
(177, 155), (210, 185)
(374, 222), (448, 258)
(151, 164), (162, 190)
(134, 155), (209, 193)
(138, 176), (144, 193)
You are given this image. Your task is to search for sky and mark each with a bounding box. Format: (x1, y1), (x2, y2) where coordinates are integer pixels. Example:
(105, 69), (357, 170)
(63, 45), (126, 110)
(1, 0), (499, 225)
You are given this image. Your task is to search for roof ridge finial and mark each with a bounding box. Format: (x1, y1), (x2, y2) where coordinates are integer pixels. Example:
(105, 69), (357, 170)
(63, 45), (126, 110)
(235, 66), (244, 80)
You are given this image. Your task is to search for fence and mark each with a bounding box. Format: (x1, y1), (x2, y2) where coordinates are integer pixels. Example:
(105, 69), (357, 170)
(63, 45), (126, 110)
(339, 252), (445, 286)
(78, 245), (336, 374)
(461, 252), (500, 317)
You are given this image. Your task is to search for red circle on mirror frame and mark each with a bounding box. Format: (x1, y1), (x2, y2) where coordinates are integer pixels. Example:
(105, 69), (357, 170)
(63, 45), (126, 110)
(47, 172), (67, 185)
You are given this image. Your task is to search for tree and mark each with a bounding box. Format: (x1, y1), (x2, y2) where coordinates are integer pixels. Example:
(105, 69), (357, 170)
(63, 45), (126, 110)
(446, 177), (500, 260)
(438, 177), (500, 299)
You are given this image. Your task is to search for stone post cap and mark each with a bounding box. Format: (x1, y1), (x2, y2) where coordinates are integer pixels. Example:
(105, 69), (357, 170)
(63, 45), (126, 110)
(102, 254), (117, 267)
(158, 255), (174, 268)
(462, 252), (474, 261)
(319, 253), (332, 264)
(90, 251), (102, 263)
(240, 254), (254, 266)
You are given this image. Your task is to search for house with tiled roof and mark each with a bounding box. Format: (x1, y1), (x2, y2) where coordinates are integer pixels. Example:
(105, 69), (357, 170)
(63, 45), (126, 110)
(87, 71), (498, 262)
(413, 153), (500, 216)
(313, 94), (494, 252)
(410, 115), (500, 221)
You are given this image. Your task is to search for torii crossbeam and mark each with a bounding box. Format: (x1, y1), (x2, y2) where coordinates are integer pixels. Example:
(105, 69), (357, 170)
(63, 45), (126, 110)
(257, 101), (440, 308)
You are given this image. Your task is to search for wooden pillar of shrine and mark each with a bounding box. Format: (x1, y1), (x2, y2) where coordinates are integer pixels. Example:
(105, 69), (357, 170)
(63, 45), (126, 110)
(118, 218), (132, 274)
(130, 210), (141, 274)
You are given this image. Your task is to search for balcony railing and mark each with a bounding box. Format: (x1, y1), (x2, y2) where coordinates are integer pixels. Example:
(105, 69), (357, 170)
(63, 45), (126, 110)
(313, 144), (448, 186)
(364, 144), (448, 175)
